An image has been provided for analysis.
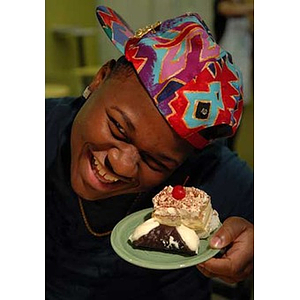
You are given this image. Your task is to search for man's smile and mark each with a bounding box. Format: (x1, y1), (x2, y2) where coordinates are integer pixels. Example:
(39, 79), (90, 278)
(92, 155), (119, 183)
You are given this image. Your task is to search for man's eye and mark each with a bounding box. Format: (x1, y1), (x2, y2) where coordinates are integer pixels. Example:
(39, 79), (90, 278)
(140, 152), (167, 173)
(113, 120), (125, 134)
(108, 116), (128, 141)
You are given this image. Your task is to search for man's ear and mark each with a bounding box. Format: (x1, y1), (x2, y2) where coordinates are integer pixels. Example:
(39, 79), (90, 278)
(82, 59), (116, 99)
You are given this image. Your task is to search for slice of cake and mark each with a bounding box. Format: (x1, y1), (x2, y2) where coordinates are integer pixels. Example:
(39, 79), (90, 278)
(129, 185), (220, 256)
(152, 185), (219, 238)
(129, 218), (200, 255)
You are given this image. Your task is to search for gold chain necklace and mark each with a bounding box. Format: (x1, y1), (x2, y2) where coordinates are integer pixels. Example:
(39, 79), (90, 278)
(78, 193), (143, 237)
(78, 196), (112, 237)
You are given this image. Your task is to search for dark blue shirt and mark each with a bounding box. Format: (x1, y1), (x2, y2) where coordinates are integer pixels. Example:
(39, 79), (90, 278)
(46, 96), (253, 300)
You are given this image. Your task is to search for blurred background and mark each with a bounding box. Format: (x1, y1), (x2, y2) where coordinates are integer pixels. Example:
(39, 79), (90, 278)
(45, 1), (254, 299)
(45, 0), (253, 168)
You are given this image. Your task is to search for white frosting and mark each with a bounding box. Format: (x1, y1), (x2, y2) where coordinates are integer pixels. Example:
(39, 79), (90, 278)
(166, 207), (177, 215)
(176, 224), (200, 254)
(210, 210), (220, 231)
(196, 210), (220, 238)
(168, 236), (179, 249)
(129, 218), (159, 241)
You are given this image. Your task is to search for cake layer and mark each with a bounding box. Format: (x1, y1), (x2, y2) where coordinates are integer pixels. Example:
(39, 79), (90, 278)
(152, 186), (213, 232)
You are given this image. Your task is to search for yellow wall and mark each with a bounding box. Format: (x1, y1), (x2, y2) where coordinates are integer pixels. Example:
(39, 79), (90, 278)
(45, 0), (100, 95)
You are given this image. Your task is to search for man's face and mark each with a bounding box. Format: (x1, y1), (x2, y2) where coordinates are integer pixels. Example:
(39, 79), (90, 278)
(70, 66), (193, 200)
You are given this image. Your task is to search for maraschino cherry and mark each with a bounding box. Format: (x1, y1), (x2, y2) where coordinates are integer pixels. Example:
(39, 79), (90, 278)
(172, 185), (186, 200)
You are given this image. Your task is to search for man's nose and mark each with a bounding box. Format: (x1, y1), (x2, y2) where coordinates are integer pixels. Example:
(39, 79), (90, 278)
(107, 144), (140, 179)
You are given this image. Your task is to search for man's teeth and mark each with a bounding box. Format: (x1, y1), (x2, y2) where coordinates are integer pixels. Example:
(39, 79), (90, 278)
(93, 156), (119, 183)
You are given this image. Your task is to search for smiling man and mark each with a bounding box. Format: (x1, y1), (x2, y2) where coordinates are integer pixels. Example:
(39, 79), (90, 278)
(70, 58), (193, 200)
(46, 6), (253, 300)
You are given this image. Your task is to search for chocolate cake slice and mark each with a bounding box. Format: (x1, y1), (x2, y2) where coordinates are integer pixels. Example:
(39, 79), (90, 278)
(129, 218), (199, 256)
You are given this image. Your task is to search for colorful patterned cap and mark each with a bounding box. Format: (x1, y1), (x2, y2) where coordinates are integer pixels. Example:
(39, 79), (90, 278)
(96, 6), (243, 149)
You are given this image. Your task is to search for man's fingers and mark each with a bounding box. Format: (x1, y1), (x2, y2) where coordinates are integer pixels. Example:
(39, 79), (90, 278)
(199, 257), (232, 276)
(210, 217), (252, 249)
(197, 256), (253, 283)
(196, 264), (214, 278)
(197, 217), (254, 283)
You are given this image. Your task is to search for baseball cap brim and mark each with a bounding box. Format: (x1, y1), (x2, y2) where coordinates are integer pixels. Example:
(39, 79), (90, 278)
(96, 6), (134, 54)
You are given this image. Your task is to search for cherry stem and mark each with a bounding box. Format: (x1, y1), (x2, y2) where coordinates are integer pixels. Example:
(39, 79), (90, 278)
(183, 175), (190, 186)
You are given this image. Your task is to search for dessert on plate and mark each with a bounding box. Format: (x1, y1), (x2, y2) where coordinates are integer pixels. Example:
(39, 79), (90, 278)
(129, 185), (220, 256)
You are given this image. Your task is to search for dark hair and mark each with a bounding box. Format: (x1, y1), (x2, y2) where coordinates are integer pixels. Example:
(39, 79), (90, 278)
(109, 56), (136, 79)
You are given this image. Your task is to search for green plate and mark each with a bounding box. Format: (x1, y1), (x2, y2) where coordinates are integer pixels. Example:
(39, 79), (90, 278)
(111, 208), (220, 270)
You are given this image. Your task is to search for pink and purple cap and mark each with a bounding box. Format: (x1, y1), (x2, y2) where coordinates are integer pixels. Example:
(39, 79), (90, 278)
(96, 6), (243, 149)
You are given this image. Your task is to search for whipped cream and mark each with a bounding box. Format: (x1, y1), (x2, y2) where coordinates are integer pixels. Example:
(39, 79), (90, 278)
(129, 218), (159, 241)
(176, 224), (199, 254)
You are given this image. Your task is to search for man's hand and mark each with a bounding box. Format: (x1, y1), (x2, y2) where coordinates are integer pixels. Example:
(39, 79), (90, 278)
(196, 217), (254, 283)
